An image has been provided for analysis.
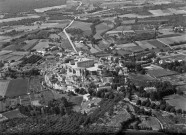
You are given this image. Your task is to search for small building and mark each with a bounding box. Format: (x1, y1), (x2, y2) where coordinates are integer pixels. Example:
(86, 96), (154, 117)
(144, 87), (157, 93)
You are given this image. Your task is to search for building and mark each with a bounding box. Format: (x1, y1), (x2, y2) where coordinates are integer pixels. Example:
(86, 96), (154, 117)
(63, 58), (95, 77)
(144, 87), (157, 93)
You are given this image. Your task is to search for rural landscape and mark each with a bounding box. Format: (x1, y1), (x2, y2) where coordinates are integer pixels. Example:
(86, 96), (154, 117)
(1, 0), (186, 134)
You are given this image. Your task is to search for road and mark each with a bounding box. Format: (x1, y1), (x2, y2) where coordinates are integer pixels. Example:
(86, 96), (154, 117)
(63, 1), (82, 53)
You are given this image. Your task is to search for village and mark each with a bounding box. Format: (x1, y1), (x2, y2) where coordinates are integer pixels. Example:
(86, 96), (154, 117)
(0, 0), (186, 134)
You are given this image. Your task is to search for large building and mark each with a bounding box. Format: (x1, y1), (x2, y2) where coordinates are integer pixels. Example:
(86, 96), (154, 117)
(63, 58), (95, 76)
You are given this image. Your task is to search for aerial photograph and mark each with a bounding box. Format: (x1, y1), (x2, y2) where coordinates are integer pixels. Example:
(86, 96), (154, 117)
(0, 0), (186, 134)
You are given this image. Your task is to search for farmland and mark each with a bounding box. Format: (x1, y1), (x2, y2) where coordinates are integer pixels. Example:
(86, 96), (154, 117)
(136, 41), (157, 49)
(147, 69), (178, 78)
(68, 21), (92, 36)
(32, 40), (51, 51)
(158, 35), (186, 46)
(5, 79), (29, 98)
(0, 0), (67, 13)
(22, 39), (39, 51)
(94, 22), (113, 39)
(147, 39), (171, 51)
(164, 94), (186, 111)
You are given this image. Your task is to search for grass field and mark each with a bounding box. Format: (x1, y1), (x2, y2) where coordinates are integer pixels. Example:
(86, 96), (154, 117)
(139, 117), (161, 131)
(5, 79), (29, 98)
(135, 41), (157, 49)
(158, 35), (186, 46)
(33, 40), (51, 51)
(0, 80), (10, 97)
(147, 69), (178, 78)
(94, 22), (113, 39)
(22, 39), (39, 51)
(147, 39), (170, 51)
(69, 21), (92, 36)
(117, 43), (137, 48)
(0, 0), (66, 13)
(164, 94), (186, 111)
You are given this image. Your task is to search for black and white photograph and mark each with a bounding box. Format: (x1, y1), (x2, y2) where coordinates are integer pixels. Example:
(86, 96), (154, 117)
(0, 0), (186, 135)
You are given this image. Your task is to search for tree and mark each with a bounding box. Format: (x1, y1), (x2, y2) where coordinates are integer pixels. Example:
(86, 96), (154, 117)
(136, 100), (141, 105)
(176, 109), (182, 114)
(160, 104), (166, 111)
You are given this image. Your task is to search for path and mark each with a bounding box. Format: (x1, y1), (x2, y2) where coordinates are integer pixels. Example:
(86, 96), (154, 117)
(63, 1), (82, 53)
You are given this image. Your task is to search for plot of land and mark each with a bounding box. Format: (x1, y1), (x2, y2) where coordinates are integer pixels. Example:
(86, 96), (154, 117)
(123, 46), (144, 53)
(94, 22), (113, 39)
(69, 21), (92, 35)
(139, 116), (161, 131)
(147, 39), (170, 51)
(33, 40), (51, 51)
(117, 43), (137, 49)
(158, 35), (186, 46)
(5, 79), (29, 98)
(22, 39), (39, 51)
(164, 94), (186, 111)
(0, 80), (10, 97)
(136, 41), (157, 49)
(147, 69), (178, 78)
(160, 73), (186, 86)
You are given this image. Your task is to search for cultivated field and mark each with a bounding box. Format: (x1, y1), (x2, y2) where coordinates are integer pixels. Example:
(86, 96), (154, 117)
(69, 21), (92, 35)
(147, 69), (178, 78)
(22, 39), (39, 51)
(147, 39), (170, 51)
(0, 80), (10, 98)
(94, 22), (113, 39)
(135, 41), (157, 49)
(117, 43), (137, 49)
(160, 73), (186, 86)
(158, 35), (186, 46)
(139, 117), (161, 131)
(0, 0), (66, 13)
(5, 79), (29, 98)
(164, 94), (186, 111)
(33, 40), (51, 51)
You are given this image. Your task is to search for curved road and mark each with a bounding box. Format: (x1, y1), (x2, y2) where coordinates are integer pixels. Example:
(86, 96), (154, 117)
(63, 1), (82, 53)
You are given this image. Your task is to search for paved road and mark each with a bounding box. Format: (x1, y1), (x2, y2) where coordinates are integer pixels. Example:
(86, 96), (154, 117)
(63, 1), (82, 53)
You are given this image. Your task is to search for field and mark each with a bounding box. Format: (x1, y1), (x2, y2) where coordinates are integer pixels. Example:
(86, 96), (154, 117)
(5, 79), (29, 98)
(160, 73), (186, 86)
(117, 43), (137, 49)
(0, 80), (10, 97)
(33, 40), (51, 51)
(158, 35), (186, 46)
(0, 0), (67, 13)
(22, 39), (39, 51)
(34, 5), (66, 13)
(0, 15), (40, 23)
(119, 14), (150, 19)
(147, 39), (170, 51)
(122, 46), (144, 53)
(147, 69), (178, 78)
(0, 51), (27, 61)
(59, 32), (73, 50)
(94, 22), (113, 39)
(164, 94), (186, 111)
(2, 109), (26, 119)
(149, 9), (170, 16)
(69, 21), (92, 36)
(135, 41), (157, 49)
(114, 26), (132, 31)
(139, 117), (161, 131)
